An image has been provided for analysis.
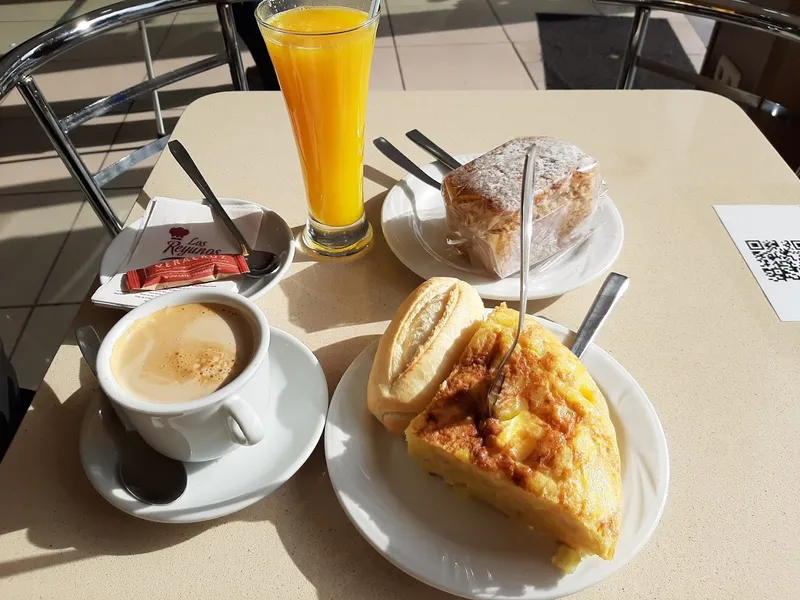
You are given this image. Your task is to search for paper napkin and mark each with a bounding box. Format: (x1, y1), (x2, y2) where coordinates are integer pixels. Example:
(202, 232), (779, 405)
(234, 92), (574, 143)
(91, 197), (263, 310)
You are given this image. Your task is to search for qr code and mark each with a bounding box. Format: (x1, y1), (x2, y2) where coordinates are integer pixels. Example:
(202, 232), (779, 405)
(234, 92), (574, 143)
(745, 240), (800, 282)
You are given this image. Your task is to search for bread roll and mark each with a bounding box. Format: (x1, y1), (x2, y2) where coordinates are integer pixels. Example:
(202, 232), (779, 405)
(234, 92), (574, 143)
(368, 277), (484, 435)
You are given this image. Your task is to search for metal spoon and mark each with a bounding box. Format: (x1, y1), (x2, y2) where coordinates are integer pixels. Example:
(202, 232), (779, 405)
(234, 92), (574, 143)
(168, 140), (279, 277)
(373, 137), (442, 190)
(487, 143), (537, 411)
(405, 129), (463, 171)
(570, 272), (629, 358)
(76, 326), (187, 505)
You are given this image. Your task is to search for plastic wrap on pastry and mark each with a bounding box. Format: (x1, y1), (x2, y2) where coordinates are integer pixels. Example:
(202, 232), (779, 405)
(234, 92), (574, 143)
(442, 137), (602, 279)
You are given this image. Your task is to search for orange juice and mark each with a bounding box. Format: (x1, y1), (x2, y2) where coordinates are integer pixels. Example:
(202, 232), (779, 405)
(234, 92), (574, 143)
(259, 6), (377, 228)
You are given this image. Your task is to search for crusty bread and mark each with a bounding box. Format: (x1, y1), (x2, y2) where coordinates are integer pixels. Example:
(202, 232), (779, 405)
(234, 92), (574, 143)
(367, 278), (484, 434)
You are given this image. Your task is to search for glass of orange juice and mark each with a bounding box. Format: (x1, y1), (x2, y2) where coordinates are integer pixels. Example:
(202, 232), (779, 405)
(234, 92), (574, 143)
(256, 0), (379, 258)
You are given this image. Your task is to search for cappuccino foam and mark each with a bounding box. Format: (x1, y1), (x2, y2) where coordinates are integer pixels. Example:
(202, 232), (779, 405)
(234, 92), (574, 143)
(111, 302), (254, 403)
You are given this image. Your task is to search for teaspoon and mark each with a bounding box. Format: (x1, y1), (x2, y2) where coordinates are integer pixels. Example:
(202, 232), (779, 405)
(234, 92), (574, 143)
(168, 140), (279, 278)
(76, 326), (187, 505)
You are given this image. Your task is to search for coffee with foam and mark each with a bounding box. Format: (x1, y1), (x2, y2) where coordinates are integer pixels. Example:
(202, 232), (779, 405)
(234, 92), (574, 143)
(111, 302), (254, 403)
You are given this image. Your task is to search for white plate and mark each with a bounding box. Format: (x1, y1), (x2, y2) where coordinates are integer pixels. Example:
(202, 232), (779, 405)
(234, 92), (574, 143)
(325, 318), (668, 600)
(381, 155), (624, 300)
(80, 327), (328, 523)
(98, 198), (295, 309)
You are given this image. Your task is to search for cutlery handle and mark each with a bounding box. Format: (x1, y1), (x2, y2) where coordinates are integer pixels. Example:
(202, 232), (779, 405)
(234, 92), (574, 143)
(570, 272), (630, 359)
(518, 146), (536, 323)
(168, 140), (252, 255)
(373, 137), (442, 190)
(405, 129), (463, 171)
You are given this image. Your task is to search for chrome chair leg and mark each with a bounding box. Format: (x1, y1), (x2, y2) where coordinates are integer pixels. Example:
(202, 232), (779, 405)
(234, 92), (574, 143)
(218, 3), (248, 91)
(617, 7), (651, 90)
(139, 20), (165, 137)
(17, 76), (123, 237)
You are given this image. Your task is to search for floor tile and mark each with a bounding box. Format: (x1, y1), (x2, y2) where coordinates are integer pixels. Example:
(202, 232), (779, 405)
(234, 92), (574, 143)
(129, 53), (255, 113)
(392, 1), (505, 46)
(99, 108), (185, 189)
(376, 12), (394, 47)
(74, 0), (176, 21)
(0, 308), (31, 354)
(650, 10), (691, 23)
(39, 189), (141, 304)
(594, 4), (634, 17)
(52, 17), (175, 63)
(75, 0), (128, 14)
(170, 5), (219, 18)
(387, 0), (489, 15)
(11, 303), (81, 390)
(398, 42), (534, 90)
(0, 192), (84, 306)
(0, 58), (145, 119)
(514, 39), (541, 63)
(523, 59), (546, 90)
(0, 1), (71, 22)
(669, 16), (707, 55)
(688, 53), (705, 73)
(0, 20), (55, 56)
(687, 15), (714, 47)
(370, 46), (404, 89)
(488, 0), (538, 42)
(489, 0), (601, 21)
(172, 6), (221, 23)
(158, 12), (226, 59)
(0, 115), (121, 195)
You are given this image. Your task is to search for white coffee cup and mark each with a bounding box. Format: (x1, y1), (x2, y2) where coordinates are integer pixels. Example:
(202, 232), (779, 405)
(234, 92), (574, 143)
(96, 289), (270, 462)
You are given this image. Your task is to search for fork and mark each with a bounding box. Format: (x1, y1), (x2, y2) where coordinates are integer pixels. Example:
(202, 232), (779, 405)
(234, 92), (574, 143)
(486, 143), (537, 411)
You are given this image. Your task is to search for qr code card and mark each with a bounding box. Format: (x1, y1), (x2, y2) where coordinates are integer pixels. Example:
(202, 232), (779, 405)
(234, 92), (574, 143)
(715, 205), (800, 321)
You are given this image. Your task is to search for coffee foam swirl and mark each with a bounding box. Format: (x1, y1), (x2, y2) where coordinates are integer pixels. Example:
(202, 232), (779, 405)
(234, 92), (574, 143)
(111, 302), (254, 404)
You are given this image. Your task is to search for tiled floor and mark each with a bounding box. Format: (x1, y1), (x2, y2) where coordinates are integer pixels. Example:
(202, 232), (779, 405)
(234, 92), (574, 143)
(0, 0), (710, 390)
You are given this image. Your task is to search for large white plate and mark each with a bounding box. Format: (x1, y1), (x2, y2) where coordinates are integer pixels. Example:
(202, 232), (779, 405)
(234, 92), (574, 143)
(325, 318), (668, 600)
(97, 198), (295, 310)
(80, 328), (327, 523)
(381, 155), (624, 300)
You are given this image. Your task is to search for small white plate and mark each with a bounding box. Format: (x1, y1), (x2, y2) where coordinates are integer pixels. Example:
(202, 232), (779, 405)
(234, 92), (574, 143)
(98, 198), (295, 309)
(325, 318), (668, 600)
(381, 155), (624, 300)
(80, 327), (328, 523)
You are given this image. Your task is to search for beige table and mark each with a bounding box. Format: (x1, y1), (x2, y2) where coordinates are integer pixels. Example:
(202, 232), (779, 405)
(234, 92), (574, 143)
(1, 91), (798, 599)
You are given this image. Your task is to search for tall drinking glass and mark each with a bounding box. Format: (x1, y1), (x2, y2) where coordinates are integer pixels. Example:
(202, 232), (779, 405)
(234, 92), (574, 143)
(256, 0), (379, 257)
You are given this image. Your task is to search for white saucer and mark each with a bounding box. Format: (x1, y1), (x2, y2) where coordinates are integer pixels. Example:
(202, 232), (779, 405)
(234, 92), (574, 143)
(80, 327), (328, 523)
(381, 154), (624, 300)
(97, 198), (295, 310)
(325, 318), (669, 600)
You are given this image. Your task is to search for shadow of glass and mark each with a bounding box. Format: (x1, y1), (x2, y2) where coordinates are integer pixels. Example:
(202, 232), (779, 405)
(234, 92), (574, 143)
(279, 191), (423, 334)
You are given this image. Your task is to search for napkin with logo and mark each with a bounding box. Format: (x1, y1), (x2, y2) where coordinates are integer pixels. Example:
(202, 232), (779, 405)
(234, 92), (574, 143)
(91, 197), (263, 310)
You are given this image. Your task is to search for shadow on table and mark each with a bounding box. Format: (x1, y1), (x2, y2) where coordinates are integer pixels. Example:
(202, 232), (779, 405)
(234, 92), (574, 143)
(0, 330), (448, 598)
(0, 372), (219, 579)
(279, 168), (423, 336)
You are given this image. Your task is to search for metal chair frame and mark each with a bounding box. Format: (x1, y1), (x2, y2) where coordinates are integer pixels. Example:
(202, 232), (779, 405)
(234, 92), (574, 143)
(0, 0), (251, 237)
(596, 0), (800, 119)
